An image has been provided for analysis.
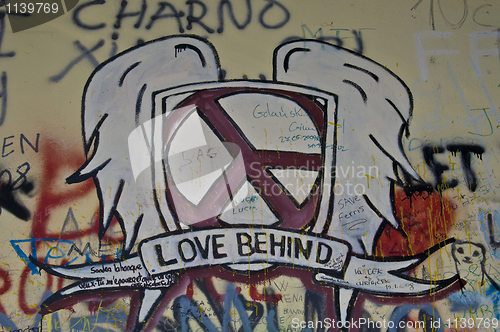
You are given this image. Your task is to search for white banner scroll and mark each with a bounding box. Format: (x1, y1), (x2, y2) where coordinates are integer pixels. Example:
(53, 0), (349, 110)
(31, 227), (455, 297)
(139, 228), (348, 277)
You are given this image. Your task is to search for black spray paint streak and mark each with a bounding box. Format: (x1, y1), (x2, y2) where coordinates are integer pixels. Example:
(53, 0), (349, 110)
(423, 144), (485, 192)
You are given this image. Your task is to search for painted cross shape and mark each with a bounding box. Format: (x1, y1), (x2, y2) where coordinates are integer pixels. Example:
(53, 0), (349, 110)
(158, 85), (332, 230)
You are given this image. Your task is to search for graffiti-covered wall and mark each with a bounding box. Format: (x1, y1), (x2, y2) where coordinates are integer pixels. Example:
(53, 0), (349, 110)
(1, 1), (499, 331)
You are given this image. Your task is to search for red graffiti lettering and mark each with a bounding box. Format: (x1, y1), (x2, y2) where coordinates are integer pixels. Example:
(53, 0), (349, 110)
(19, 265), (53, 315)
(0, 268), (11, 315)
